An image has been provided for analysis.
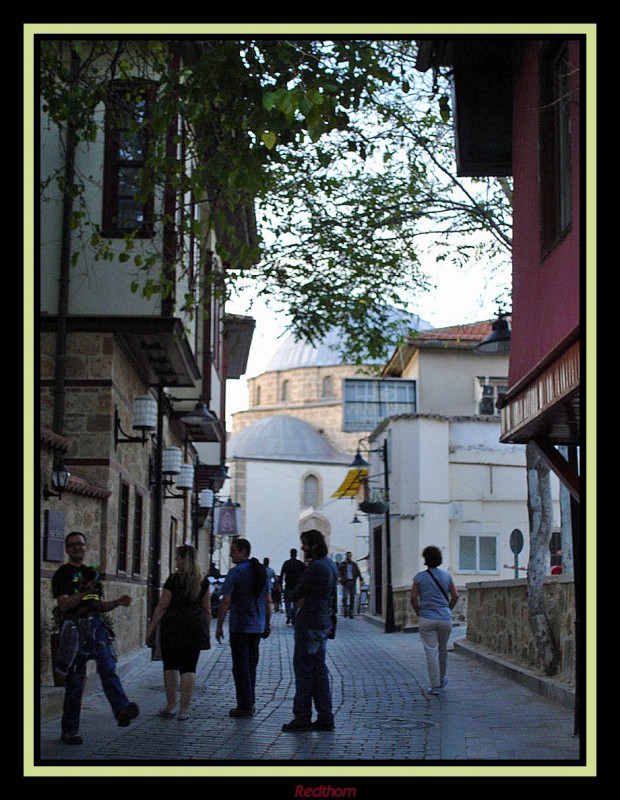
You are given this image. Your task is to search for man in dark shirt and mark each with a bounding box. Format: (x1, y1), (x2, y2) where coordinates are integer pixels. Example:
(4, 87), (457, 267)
(338, 551), (362, 618)
(279, 548), (305, 624)
(282, 530), (339, 732)
(52, 531), (139, 744)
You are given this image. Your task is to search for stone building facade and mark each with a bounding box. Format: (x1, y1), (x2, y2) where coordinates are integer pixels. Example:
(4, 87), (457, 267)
(39, 329), (190, 684)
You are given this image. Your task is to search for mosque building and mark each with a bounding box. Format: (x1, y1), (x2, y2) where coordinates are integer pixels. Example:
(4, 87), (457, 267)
(223, 318), (431, 577)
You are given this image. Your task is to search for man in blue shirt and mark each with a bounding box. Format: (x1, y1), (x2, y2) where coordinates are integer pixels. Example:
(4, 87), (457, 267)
(282, 530), (339, 732)
(216, 538), (271, 717)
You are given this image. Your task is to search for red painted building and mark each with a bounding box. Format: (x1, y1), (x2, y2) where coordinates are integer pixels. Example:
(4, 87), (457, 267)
(416, 37), (582, 500)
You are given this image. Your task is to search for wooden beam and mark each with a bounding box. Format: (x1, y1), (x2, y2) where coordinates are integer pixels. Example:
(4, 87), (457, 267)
(531, 439), (580, 503)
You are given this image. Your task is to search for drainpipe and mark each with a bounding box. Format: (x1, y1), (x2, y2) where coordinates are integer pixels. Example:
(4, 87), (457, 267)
(52, 48), (80, 444)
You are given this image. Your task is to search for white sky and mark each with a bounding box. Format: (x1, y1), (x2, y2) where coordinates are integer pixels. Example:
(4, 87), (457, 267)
(225, 257), (511, 425)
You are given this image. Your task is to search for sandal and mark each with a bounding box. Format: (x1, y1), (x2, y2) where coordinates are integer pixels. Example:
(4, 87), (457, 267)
(159, 708), (176, 718)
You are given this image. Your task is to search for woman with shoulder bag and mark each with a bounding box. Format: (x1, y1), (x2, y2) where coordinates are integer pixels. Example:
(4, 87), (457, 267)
(410, 545), (459, 696)
(146, 545), (211, 720)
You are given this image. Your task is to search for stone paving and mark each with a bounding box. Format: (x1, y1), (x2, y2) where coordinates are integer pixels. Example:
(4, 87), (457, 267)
(31, 611), (588, 777)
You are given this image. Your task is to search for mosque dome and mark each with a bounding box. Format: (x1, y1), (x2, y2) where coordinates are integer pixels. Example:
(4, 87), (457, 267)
(228, 415), (350, 464)
(264, 311), (433, 372)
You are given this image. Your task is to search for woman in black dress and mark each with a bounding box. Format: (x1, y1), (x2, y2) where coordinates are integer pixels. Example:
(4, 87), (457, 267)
(146, 545), (211, 720)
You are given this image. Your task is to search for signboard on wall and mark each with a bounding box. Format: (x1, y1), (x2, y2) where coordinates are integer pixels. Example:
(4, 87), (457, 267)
(213, 504), (241, 537)
(44, 510), (65, 561)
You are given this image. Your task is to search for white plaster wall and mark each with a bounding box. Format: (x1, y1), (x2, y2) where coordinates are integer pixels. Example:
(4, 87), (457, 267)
(368, 414), (562, 603)
(225, 458), (363, 577)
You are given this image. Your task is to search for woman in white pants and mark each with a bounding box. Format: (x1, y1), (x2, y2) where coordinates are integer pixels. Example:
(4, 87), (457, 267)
(410, 546), (459, 695)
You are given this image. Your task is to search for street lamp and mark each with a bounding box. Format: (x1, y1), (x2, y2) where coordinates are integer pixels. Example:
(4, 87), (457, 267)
(474, 311), (511, 353)
(349, 438), (396, 633)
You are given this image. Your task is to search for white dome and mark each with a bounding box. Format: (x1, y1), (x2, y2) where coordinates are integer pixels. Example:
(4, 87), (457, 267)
(228, 415), (350, 464)
(265, 313), (433, 372)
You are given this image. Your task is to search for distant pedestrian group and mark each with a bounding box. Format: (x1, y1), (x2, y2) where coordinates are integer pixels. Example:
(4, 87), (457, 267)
(52, 528), (457, 744)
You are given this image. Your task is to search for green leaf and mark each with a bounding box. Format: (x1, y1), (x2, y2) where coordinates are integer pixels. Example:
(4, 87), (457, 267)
(261, 131), (277, 150)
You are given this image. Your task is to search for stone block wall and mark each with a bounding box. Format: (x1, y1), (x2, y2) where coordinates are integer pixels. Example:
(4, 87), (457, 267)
(465, 576), (575, 684)
(39, 329), (188, 686)
(233, 364), (370, 453)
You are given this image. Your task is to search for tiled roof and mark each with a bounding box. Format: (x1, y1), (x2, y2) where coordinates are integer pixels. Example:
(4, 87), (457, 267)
(416, 318), (510, 342)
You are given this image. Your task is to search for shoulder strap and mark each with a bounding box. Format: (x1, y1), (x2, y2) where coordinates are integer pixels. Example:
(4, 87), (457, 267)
(426, 568), (450, 602)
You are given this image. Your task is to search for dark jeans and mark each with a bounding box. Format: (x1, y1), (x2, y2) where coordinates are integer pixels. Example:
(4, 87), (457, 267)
(229, 632), (261, 711)
(61, 616), (130, 735)
(292, 626), (333, 725)
(342, 580), (357, 617)
(284, 592), (297, 622)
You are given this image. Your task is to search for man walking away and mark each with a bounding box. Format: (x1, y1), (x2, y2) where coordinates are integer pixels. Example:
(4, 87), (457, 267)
(282, 530), (339, 732)
(279, 548), (305, 624)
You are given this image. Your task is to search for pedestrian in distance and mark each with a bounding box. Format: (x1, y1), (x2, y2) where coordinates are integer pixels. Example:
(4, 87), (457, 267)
(264, 556), (282, 611)
(216, 538), (272, 717)
(282, 529), (339, 732)
(279, 547), (305, 624)
(338, 551), (362, 618)
(410, 545), (459, 695)
(52, 531), (140, 745)
(145, 544), (211, 721)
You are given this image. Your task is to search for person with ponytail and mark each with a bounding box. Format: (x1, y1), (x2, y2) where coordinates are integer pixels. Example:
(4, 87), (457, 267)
(146, 544), (211, 720)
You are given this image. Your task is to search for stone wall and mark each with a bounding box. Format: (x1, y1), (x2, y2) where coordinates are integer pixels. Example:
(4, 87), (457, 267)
(233, 364), (372, 453)
(39, 330), (188, 686)
(465, 576), (575, 684)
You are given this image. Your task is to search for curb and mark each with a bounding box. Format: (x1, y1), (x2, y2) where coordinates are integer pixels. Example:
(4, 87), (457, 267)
(452, 638), (576, 710)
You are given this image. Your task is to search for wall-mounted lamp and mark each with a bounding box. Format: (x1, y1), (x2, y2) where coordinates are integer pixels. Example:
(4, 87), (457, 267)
(349, 448), (369, 469)
(198, 488), (215, 509)
(475, 312), (511, 353)
(43, 461), (71, 501)
(162, 446), (183, 478)
(163, 458), (195, 499)
(179, 400), (217, 426)
(114, 396), (157, 449)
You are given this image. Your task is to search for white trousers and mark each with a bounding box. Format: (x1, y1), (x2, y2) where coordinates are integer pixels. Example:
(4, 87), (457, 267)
(418, 616), (452, 689)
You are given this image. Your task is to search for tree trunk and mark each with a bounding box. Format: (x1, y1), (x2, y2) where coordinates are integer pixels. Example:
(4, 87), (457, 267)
(526, 442), (560, 676)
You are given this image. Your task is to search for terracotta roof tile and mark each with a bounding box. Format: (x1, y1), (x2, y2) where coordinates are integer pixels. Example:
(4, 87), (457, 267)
(417, 318), (511, 342)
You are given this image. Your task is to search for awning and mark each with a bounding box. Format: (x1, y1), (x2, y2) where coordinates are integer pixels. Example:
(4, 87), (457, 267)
(331, 468), (368, 498)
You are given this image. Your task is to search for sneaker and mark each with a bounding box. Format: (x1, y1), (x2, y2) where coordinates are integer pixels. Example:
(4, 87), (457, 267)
(282, 718), (313, 732)
(429, 687), (441, 696)
(229, 707), (255, 718)
(117, 701), (140, 727)
(60, 733), (83, 745)
(439, 676), (448, 689)
(312, 720), (335, 731)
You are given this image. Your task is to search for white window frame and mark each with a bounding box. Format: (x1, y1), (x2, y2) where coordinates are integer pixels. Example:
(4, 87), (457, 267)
(457, 533), (499, 574)
(475, 376), (508, 416)
(342, 377), (416, 432)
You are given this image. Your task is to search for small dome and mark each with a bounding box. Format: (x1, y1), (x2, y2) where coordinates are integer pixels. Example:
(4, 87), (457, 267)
(228, 415), (350, 464)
